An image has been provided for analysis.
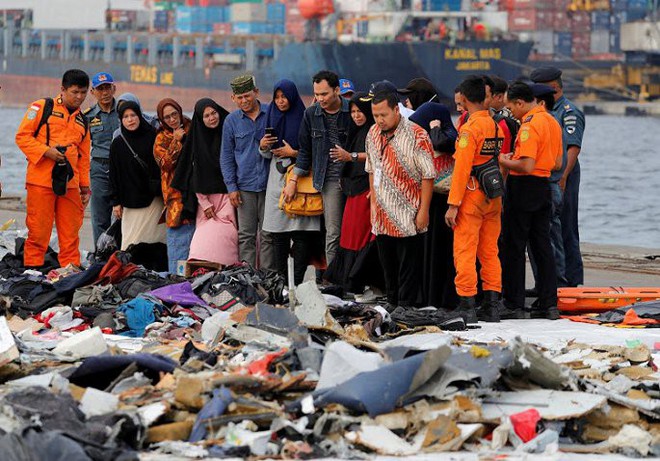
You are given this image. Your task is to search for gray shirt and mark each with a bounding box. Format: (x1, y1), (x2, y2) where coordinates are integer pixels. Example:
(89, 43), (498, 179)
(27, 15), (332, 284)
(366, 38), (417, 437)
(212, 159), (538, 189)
(84, 100), (119, 160)
(324, 110), (343, 183)
(261, 153), (320, 233)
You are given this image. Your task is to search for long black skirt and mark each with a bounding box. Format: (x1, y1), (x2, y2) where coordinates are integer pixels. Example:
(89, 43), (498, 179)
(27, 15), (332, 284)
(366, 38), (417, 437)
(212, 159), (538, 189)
(422, 193), (459, 308)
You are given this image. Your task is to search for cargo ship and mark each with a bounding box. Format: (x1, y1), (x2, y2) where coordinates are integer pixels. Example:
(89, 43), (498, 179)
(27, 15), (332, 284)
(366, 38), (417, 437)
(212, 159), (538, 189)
(0, 0), (537, 109)
(0, 0), (656, 109)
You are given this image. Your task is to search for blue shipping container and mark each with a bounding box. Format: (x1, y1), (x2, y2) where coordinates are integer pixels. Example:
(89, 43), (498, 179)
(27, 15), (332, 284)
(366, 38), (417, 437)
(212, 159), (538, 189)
(627, 0), (648, 9)
(610, 31), (621, 53)
(176, 7), (206, 21)
(554, 32), (572, 57)
(421, 0), (461, 11)
(206, 6), (228, 23)
(610, 0), (628, 11)
(357, 20), (368, 38)
(627, 8), (647, 21)
(267, 23), (286, 34)
(267, 4), (286, 22)
(233, 22), (269, 35)
(610, 11), (626, 31)
(591, 11), (610, 30)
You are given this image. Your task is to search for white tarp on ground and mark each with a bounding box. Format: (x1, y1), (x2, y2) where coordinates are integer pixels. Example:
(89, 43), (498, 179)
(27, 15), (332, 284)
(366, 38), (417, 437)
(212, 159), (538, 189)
(444, 318), (660, 350)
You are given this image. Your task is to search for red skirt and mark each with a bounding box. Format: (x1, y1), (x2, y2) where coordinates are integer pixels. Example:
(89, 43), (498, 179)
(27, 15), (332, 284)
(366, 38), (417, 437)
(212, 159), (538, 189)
(339, 191), (374, 252)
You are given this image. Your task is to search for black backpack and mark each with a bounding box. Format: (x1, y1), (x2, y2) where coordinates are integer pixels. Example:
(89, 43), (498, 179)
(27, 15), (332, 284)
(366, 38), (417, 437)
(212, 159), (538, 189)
(115, 269), (169, 300)
(493, 112), (519, 147)
(35, 97), (89, 146)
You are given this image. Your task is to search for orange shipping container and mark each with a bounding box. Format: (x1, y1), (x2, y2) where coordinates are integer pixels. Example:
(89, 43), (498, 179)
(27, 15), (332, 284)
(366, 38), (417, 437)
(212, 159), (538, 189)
(508, 10), (536, 31)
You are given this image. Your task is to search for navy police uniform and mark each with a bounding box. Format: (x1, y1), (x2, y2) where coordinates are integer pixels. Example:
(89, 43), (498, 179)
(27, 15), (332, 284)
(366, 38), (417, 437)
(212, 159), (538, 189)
(84, 72), (120, 246)
(531, 67), (586, 287)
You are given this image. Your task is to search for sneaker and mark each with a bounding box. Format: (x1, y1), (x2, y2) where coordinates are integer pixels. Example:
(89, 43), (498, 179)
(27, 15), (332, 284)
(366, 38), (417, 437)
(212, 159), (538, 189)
(528, 306), (561, 320)
(355, 288), (378, 303)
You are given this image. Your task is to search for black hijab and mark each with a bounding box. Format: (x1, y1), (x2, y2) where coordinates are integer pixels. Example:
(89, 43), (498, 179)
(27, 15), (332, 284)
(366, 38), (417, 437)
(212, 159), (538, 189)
(346, 92), (375, 153)
(118, 100), (157, 162)
(172, 98), (230, 212)
(341, 92), (374, 196)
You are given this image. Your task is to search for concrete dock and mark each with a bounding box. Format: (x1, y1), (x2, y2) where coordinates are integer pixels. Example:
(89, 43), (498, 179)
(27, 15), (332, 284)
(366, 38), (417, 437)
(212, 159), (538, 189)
(1, 196), (659, 286)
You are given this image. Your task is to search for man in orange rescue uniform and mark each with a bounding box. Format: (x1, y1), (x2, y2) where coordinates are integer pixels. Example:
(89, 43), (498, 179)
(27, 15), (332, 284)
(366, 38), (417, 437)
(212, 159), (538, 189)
(499, 82), (563, 320)
(15, 69), (91, 269)
(445, 75), (504, 324)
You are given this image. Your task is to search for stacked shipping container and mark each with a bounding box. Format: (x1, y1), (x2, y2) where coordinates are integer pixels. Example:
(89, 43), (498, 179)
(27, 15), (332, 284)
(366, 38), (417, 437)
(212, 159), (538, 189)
(502, 0), (649, 59)
(174, 0), (287, 35)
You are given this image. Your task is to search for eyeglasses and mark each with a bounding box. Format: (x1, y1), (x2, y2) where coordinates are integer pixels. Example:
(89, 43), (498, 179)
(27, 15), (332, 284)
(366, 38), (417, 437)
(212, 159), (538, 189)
(163, 112), (180, 121)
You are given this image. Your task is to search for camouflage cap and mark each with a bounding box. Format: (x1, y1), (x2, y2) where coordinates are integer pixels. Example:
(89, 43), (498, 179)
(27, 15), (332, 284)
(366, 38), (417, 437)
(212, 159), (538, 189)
(230, 74), (257, 94)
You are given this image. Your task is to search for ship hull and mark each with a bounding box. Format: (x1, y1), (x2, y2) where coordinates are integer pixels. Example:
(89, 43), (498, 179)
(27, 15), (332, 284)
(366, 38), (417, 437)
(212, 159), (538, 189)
(0, 40), (533, 109)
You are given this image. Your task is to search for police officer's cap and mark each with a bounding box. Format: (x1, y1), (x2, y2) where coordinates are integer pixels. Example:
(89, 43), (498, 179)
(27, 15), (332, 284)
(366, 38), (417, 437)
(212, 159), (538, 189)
(92, 72), (114, 88)
(530, 66), (562, 83)
(531, 83), (556, 97)
(361, 80), (398, 102)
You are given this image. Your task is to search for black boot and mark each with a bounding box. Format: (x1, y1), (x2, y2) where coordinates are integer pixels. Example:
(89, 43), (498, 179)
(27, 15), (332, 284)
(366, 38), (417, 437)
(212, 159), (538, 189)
(499, 299), (526, 320)
(456, 296), (478, 324)
(477, 291), (501, 323)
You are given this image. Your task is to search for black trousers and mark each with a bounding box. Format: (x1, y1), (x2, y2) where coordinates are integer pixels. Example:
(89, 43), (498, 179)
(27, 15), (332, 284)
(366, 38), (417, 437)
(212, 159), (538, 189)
(272, 231), (316, 286)
(502, 176), (557, 309)
(376, 234), (423, 307)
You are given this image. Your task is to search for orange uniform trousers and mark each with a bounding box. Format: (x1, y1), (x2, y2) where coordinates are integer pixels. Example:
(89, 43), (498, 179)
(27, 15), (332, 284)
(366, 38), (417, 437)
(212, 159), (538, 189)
(25, 184), (83, 267)
(453, 185), (502, 297)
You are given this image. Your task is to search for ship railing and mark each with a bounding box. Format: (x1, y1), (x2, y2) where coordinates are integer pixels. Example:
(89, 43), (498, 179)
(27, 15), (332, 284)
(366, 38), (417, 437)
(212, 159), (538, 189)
(0, 27), (286, 70)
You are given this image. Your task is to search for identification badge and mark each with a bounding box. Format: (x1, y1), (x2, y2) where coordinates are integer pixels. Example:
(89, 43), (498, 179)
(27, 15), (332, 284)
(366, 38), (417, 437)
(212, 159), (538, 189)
(374, 168), (382, 189)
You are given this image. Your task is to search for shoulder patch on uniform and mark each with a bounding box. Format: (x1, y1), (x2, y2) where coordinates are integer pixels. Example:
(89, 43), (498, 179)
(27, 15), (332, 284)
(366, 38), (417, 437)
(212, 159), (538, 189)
(566, 126), (576, 134)
(83, 107), (92, 115)
(26, 109), (37, 120)
(520, 128), (530, 142)
(523, 115), (534, 123)
(30, 104), (41, 111)
(458, 132), (469, 149)
(564, 104), (572, 111)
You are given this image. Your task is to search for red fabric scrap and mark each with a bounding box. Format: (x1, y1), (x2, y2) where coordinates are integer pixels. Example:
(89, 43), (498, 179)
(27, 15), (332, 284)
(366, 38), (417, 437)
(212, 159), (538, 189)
(510, 408), (541, 443)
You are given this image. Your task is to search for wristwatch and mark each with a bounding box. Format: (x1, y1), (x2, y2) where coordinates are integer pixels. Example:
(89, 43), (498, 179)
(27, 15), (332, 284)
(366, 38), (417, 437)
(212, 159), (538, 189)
(351, 152), (358, 162)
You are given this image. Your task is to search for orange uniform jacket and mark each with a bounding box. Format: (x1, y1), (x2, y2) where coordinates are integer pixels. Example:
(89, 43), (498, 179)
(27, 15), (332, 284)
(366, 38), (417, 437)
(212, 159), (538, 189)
(448, 110), (500, 207)
(510, 106), (562, 178)
(15, 96), (91, 189)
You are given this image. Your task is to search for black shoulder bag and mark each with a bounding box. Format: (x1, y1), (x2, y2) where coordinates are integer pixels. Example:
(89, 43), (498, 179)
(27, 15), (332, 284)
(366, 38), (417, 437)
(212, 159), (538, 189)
(120, 133), (162, 197)
(471, 120), (505, 199)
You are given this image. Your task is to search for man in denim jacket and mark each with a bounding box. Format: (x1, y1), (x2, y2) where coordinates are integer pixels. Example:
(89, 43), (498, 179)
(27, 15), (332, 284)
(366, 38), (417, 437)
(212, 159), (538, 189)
(221, 74), (273, 269)
(283, 70), (352, 266)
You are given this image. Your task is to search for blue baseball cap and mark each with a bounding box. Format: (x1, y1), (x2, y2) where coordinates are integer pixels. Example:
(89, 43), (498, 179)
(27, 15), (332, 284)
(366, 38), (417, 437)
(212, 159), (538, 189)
(339, 78), (355, 95)
(92, 72), (114, 88)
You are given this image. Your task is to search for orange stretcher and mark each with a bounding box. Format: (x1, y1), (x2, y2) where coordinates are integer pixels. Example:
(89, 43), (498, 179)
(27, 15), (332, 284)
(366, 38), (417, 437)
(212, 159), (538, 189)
(558, 287), (660, 313)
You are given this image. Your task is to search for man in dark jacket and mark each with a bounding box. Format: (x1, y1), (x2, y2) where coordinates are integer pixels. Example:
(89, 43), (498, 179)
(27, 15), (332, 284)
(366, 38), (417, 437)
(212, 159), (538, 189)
(283, 70), (352, 265)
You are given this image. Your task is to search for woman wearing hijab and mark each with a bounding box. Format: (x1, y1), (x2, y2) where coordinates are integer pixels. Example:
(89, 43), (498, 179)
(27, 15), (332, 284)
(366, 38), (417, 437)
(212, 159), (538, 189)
(399, 78), (440, 111)
(172, 98), (238, 267)
(324, 92), (384, 295)
(259, 79), (320, 285)
(410, 102), (459, 309)
(109, 100), (165, 250)
(154, 98), (193, 273)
